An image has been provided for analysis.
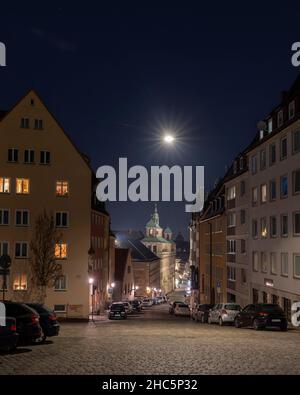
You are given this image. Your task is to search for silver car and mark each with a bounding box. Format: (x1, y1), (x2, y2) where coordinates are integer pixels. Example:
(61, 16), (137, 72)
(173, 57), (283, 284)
(208, 303), (241, 326)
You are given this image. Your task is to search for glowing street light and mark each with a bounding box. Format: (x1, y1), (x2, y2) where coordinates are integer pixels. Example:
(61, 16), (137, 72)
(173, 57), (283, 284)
(89, 278), (94, 285)
(111, 282), (115, 288)
(163, 134), (175, 144)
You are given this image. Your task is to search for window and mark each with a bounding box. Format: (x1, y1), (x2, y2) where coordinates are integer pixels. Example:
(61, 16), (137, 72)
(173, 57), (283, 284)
(241, 239), (246, 254)
(240, 180), (245, 196)
(281, 214), (288, 237)
(292, 130), (300, 154)
(268, 118), (273, 133)
(54, 304), (66, 312)
(252, 219), (258, 238)
(261, 252), (268, 273)
(54, 276), (67, 291)
(270, 216), (277, 238)
(0, 177), (10, 193)
(280, 175), (288, 198)
(281, 253), (289, 277)
(40, 151), (51, 165)
(277, 110), (283, 127)
(253, 251), (259, 272)
(8, 148), (18, 162)
(289, 100), (295, 119)
(269, 143), (276, 165)
(20, 118), (29, 128)
(34, 119), (43, 130)
(261, 217), (267, 238)
(239, 157), (244, 170)
(227, 186), (236, 200)
(227, 240), (236, 254)
(16, 178), (30, 194)
(24, 149), (34, 164)
(15, 242), (28, 258)
(293, 212), (300, 236)
(55, 243), (68, 259)
(228, 212), (236, 228)
(13, 274), (27, 291)
(240, 209), (246, 225)
(252, 187), (258, 206)
(0, 209), (9, 225)
(269, 179), (276, 201)
(251, 155), (257, 175)
(55, 212), (69, 227)
(261, 184), (267, 203)
(0, 241), (9, 255)
(293, 170), (300, 195)
(260, 149), (266, 170)
(294, 254), (300, 279)
(56, 181), (69, 197)
(241, 268), (247, 284)
(280, 137), (287, 160)
(270, 253), (277, 275)
(15, 210), (29, 226)
(227, 266), (236, 281)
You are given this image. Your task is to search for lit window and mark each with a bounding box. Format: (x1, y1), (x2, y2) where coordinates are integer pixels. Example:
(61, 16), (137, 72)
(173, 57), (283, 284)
(289, 101), (295, 119)
(55, 243), (68, 259)
(56, 181), (69, 197)
(227, 239), (236, 254)
(261, 184), (267, 203)
(261, 217), (267, 238)
(268, 118), (273, 133)
(13, 274), (27, 291)
(227, 186), (236, 200)
(0, 177), (10, 193)
(16, 178), (30, 194)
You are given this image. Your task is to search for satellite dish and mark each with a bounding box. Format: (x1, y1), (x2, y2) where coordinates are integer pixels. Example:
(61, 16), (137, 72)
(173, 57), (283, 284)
(257, 120), (267, 131)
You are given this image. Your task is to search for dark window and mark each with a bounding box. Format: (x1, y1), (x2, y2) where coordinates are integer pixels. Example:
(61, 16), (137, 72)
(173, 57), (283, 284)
(240, 209), (246, 225)
(270, 180), (276, 201)
(56, 212), (68, 227)
(280, 176), (288, 198)
(280, 137), (287, 160)
(292, 130), (300, 154)
(16, 210), (29, 226)
(24, 149), (34, 164)
(20, 118), (29, 128)
(269, 143), (276, 165)
(40, 151), (51, 165)
(240, 181), (246, 196)
(293, 170), (300, 194)
(260, 149), (266, 170)
(8, 148), (18, 162)
(15, 242), (28, 258)
(34, 119), (43, 130)
(294, 212), (300, 235)
(0, 209), (9, 225)
(281, 214), (288, 237)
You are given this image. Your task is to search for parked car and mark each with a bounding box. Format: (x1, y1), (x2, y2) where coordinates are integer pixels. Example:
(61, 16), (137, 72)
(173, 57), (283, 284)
(169, 301), (182, 315)
(129, 300), (142, 312)
(122, 301), (133, 314)
(208, 303), (241, 325)
(142, 298), (153, 307)
(108, 303), (127, 320)
(0, 317), (19, 352)
(234, 303), (288, 331)
(26, 303), (60, 341)
(3, 302), (42, 343)
(195, 304), (215, 323)
(174, 303), (190, 317)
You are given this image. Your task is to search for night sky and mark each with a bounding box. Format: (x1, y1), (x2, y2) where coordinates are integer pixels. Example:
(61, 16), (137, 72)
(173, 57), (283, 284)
(1, 2), (300, 238)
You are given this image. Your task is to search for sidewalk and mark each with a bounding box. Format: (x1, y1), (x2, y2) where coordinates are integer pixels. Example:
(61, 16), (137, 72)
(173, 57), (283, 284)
(89, 312), (109, 323)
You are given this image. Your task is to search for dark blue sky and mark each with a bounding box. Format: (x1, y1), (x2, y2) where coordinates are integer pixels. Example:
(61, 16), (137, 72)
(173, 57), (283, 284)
(1, 2), (300, 237)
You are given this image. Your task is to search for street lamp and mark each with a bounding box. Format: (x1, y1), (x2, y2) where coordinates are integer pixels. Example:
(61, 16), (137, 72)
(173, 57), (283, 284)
(89, 278), (94, 321)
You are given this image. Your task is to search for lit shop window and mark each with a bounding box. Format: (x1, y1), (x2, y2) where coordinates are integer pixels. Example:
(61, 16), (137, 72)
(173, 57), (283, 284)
(55, 243), (68, 259)
(56, 181), (69, 197)
(13, 274), (27, 291)
(16, 178), (30, 194)
(0, 177), (10, 193)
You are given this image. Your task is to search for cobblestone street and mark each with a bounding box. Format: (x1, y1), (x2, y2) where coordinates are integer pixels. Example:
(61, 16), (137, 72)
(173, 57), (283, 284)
(1, 304), (300, 375)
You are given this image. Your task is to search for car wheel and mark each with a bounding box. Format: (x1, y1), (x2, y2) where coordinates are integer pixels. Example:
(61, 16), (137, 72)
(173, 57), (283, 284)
(219, 317), (223, 326)
(234, 318), (241, 328)
(253, 319), (261, 330)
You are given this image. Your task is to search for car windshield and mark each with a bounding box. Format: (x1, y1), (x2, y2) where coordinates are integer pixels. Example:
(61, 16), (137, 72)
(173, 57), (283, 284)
(27, 304), (52, 314)
(111, 304), (124, 311)
(257, 304), (283, 312)
(178, 304), (188, 308)
(224, 304), (241, 310)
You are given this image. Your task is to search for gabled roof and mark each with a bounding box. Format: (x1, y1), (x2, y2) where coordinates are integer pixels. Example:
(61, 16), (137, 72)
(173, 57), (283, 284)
(114, 232), (159, 262)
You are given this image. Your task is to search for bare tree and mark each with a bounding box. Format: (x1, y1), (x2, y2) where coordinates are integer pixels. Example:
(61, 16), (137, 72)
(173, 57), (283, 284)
(30, 210), (62, 303)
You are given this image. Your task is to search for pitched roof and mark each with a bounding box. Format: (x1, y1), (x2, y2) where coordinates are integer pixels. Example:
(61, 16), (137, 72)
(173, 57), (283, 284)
(114, 232), (159, 262)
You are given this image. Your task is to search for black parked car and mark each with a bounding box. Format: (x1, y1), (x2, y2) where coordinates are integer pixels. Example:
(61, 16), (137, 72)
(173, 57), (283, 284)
(26, 304), (60, 341)
(169, 301), (182, 315)
(195, 304), (215, 323)
(129, 300), (142, 312)
(0, 317), (19, 352)
(4, 302), (42, 343)
(108, 303), (127, 320)
(235, 304), (288, 331)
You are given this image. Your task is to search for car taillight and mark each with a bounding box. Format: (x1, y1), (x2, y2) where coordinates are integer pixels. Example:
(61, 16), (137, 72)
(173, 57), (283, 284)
(258, 312), (268, 317)
(10, 324), (17, 332)
(31, 314), (39, 323)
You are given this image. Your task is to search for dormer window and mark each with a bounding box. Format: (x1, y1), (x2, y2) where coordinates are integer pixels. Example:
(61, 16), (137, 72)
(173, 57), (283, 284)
(268, 118), (273, 133)
(277, 110), (283, 128)
(289, 100), (295, 119)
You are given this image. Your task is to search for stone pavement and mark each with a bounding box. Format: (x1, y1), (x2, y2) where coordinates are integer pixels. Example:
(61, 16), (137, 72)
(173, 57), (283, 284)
(1, 304), (300, 375)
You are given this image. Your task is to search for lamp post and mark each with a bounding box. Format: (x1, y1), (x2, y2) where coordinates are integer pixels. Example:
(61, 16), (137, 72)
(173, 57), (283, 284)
(0, 254), (11, 302)
(89, 278), (94, 321)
